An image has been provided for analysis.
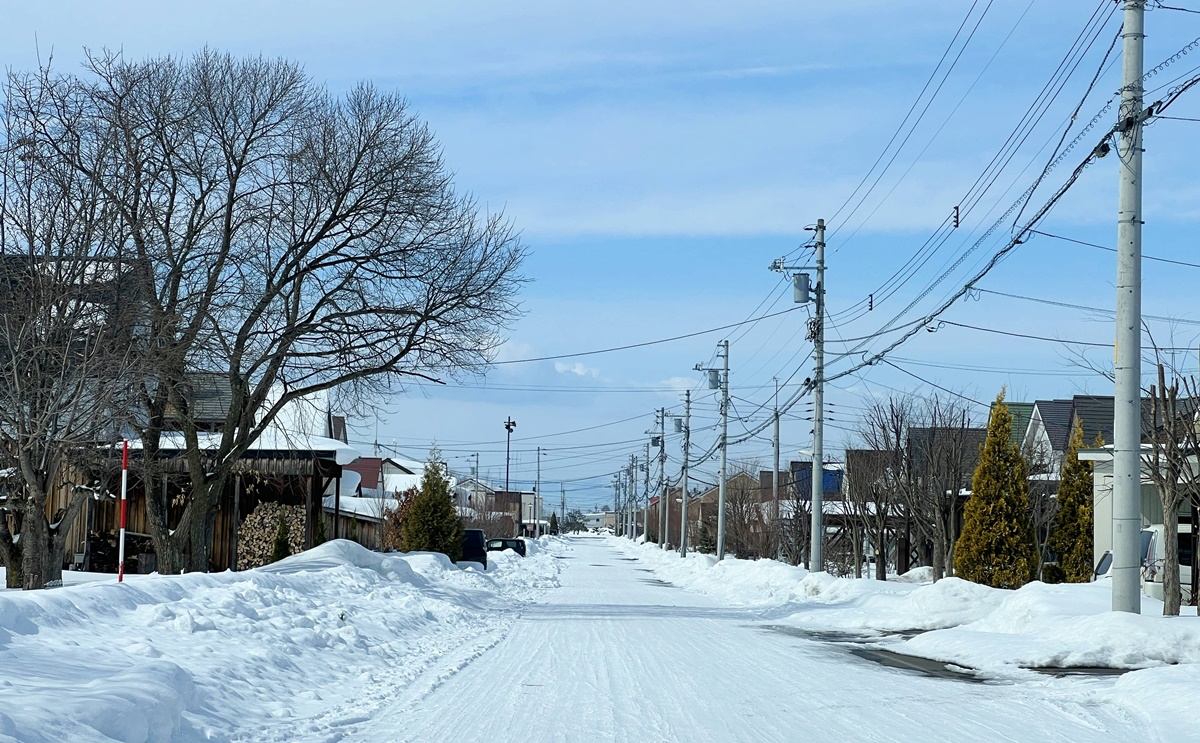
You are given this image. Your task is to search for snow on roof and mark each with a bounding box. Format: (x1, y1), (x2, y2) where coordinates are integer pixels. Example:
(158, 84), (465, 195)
(322, 495), (385, 522)
(132, 429), (362, 466)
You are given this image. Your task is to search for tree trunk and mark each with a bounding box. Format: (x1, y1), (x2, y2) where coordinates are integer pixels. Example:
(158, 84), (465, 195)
(874, 526), (887, 580)
(0, 516), (22, 588)
(853, 523), (862, 578)
(144, 474), (183, 574)
(1163, 485), (1182, 616)
(21, 501), (51, 590)
(931, 528), (946, 582)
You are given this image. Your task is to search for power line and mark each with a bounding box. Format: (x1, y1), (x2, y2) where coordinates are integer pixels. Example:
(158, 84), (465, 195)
(492, 306), (801, 365)
(880, 359), (989, 408)
(1029, 228), (1200, 268)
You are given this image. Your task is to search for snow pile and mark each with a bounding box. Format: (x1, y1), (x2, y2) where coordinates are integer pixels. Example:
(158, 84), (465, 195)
(612, 538), (1002, 631)
(0, 538), (564, 743)
(901, 579), (1200, 671)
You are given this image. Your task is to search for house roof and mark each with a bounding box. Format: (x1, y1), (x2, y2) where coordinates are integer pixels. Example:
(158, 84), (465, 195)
(1004, 402), (1035, 448)
(905, 426), (987, 483)
(1071, 395), (1116, 447)
(1033, 399), (1074, 452)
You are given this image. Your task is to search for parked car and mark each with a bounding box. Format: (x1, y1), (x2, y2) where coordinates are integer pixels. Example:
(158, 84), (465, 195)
(1140, 524), (1195, 602)
(486, 538), (526, 557)
(460, 529), (488, 568)
(1093, 525), (1196, 602)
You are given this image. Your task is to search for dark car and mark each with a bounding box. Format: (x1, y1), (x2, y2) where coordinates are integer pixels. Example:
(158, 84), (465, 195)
(461, 529), (488, 568)
(486, 538), (527, 557)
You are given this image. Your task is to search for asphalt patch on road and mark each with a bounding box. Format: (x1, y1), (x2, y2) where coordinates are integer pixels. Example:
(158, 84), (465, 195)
(639, 578), (677, 588)
(758, 624), (1136, 683)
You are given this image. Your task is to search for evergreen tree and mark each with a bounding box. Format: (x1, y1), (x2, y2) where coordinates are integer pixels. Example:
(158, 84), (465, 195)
(400, 449), (464, 561)
(271, 513), (292, 563)
(314, 512), (328, 546)
(548, 512), (559, 535)
(954, 391), (1038, 588)
(1048, 419), (1098, 583)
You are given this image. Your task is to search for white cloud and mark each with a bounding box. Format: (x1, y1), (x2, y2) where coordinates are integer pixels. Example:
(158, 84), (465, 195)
(554, 361), (599, 377)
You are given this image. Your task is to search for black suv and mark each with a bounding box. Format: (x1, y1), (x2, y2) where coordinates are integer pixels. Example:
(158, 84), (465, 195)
(461, 529), (488, 568)
(486, 537), (527, 557)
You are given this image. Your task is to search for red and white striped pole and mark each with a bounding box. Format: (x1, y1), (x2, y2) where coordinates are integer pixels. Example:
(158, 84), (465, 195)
(118, 439), (129, 583)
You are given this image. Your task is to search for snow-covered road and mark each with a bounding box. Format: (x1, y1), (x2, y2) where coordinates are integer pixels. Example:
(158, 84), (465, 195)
(364, 536), (1142, 743)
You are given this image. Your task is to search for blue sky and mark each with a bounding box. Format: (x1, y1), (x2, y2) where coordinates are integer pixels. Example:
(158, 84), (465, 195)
(6, 1), (1200, 510)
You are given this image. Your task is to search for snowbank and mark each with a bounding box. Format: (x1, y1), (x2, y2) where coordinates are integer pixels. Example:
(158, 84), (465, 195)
(0, 538), (565, 743)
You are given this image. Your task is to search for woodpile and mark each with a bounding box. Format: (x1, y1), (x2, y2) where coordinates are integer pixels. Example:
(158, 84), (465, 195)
(237, 502), (306, 570)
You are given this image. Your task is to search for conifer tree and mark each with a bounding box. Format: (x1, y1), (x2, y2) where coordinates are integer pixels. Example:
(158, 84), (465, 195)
(548, 512), (559, 535)
(400, 449), (464, 561)
(954, 391), (1038, 588)
(314, 512), (328, 546)
(271, 513), (292, 563)
(1047, 419), (1098, 582)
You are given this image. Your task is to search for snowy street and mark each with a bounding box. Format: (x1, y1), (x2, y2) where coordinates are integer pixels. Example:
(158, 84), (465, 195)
(4, 535), (1196, 742)
(372, 536), (1144, 743)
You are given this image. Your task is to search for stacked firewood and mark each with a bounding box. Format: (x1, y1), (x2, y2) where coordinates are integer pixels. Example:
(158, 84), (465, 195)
(237, 502), (306, 570)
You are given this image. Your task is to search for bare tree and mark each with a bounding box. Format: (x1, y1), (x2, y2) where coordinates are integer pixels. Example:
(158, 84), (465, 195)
(16, 51), (525, 572)
(0, 71), (141, 588)
(850, 394), (918, 581)
(780, 467), (809, 567)
(725, 467), (773, 559)
(906, 395), (979, 581)
(1021, 436), (1059, 581)
(1142, 363), (1200, 616)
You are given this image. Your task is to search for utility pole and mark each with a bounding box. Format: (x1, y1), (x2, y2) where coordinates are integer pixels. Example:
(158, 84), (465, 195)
(532, 446), (537, 540)
(680, 390), (691, 558)
(612, 475), (621, 536)
(771, 220), (826, 571)
(643, 442), (651, 542)
(717, 341), (730, 559)
(504, 417), (516, 537)
(659, 408), (669, 550)
(697, 345), (730, 559)
(1112, 0), (1145, 614)
(629, 455), (638, 539)
(773, 377), (781, 558)
(560, 485), (566, 521)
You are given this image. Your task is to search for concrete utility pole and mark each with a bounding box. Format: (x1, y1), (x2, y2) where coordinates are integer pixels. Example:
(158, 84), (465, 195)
(644, 442), (651, 542)
(773, 378), (781, 557)
(535, 446), (542, 539)
(770, 220), (826, 571)
(680, 390), (691, 558)
(717, 341), (730, 560)
(659, 409), (669, 549)
(629, 455), (638, 539)
(1113, 0), (1145, 614)
(612, 475), (621, 536)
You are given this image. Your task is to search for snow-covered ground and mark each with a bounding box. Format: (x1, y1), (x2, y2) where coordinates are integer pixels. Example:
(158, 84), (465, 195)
(0, 540), (562, 742)
(1, 535), (1195, 741)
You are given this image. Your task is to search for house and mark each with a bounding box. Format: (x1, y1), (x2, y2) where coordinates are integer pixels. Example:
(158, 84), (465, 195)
(584, 511), (616, 531)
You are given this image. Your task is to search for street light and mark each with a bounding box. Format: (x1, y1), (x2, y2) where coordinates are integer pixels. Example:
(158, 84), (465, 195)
(504, 417), (516, 536)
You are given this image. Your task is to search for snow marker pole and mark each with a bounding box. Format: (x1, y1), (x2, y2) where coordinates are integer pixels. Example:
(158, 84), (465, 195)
(118, 439), (129, 583)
